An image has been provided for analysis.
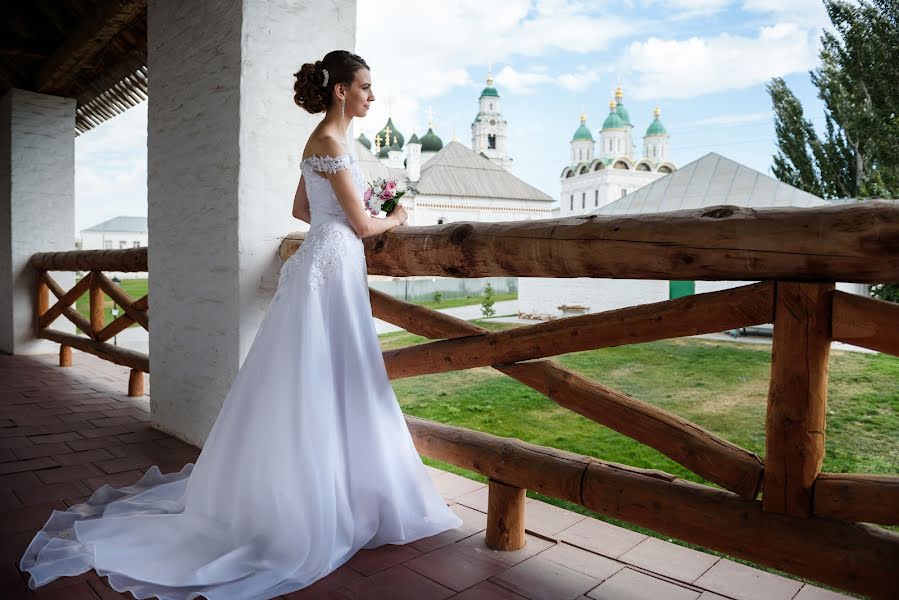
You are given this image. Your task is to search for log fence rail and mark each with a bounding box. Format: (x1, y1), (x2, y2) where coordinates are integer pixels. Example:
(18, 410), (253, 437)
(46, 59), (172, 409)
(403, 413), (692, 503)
(31, 202), (899, 598)
(31, 246), (148, 396)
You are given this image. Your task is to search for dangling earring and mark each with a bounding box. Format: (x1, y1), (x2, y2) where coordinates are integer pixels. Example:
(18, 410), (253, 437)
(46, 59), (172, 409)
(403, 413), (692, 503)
(340, 98), (345, 119)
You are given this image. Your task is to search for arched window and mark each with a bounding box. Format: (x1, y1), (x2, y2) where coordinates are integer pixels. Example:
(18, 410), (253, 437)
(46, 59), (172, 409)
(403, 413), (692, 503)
(594, 190), (598, 207)
(437, 218), (444, 224)
(489, 103), (493, 110)
(570, 195), (574, 210)
(488, 134), (496, 149)
(581, 192), (585, 209)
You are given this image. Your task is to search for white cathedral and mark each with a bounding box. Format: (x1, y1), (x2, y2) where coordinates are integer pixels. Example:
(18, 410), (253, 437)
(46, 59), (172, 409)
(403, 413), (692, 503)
(559, 86), (677, 217)
(353, 72), (554, 226)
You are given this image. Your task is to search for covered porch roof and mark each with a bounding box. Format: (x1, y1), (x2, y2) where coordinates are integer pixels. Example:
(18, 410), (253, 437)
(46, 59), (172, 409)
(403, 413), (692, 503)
(0, 0), (147, 135)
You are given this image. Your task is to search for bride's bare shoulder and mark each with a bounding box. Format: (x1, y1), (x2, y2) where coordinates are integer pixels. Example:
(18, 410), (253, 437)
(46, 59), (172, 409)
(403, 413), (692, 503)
(303, 133), (346, 160)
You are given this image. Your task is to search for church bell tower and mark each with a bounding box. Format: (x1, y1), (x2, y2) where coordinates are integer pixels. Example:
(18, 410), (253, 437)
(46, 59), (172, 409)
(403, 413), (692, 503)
(470, 69), (512, 170)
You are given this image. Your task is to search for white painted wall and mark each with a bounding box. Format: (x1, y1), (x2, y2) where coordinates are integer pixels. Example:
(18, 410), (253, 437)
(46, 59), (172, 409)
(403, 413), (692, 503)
(79, 230), (148, 280)
(560, 167), (665, 216)
(519, 277), (871, 321)
(147, 0), (356, 446)
(408, 194), (553, 225)
(80, 230), (148, 251)
(0, 89), (76, 354)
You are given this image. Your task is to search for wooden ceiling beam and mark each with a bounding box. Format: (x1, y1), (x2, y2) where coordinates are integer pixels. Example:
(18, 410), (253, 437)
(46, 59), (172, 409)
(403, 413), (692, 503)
(35, 0), (145, 94)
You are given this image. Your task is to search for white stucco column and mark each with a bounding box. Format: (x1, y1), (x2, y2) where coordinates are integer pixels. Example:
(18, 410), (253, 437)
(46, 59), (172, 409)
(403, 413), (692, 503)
(0, 89), (76, 355)
(147, 0), (357, 446)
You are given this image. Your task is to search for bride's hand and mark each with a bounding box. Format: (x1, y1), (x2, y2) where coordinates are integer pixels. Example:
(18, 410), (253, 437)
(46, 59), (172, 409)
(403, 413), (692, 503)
(390, 205), (408, 226)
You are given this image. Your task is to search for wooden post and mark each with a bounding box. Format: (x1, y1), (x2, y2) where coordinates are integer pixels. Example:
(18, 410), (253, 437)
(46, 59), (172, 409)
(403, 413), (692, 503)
(36, 272), (49, 329)
(764, 281), (834, 517)
(36, 271), (49, 340)
(59, 345), (72, 367)
(88, 271), (104, 338)
(486, 478), (526, 550)
(128, 369), (144, 397)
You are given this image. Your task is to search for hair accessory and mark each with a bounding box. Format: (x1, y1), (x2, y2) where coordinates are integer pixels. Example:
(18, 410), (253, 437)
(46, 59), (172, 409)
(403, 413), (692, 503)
(321, 68), (329, 88)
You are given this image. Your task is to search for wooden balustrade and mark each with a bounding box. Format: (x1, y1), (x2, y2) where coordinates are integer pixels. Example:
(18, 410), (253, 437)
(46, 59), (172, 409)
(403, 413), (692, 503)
(29, 202), (899, 598)
(30, 248), (149, 396)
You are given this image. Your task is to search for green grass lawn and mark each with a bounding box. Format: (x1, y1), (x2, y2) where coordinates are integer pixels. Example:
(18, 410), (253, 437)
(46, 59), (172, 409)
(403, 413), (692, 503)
(379, 320), (898, 593)
(410, 291), (517, 310)
(73, 276), (148, 329)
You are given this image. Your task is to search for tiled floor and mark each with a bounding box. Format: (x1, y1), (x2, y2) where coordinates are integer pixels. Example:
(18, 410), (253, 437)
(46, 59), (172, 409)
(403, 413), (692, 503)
(0, 350), (854, 600)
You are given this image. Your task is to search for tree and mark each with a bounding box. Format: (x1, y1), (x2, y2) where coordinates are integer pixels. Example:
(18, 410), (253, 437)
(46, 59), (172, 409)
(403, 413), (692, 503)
(769, 0), (899, 199)
(481, 283), (496, 318)
(768, 78), (826, 197)
(871, 283), (899, 303)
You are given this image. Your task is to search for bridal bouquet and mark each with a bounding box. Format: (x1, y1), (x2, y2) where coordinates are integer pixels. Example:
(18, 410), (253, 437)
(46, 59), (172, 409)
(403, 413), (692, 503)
(364, 178), (405, 216)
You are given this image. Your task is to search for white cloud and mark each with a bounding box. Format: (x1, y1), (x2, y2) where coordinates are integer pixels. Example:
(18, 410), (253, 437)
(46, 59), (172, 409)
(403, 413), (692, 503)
(494, 64), (602, 95)
(75, 102), (148, 235)
(659, 0), (733, 18)
(742, 0), (830, 29)
(557, 67), (603, 91)
(355, 0), (636, 136)
(624, 23), (818, 100)
(495, 66), (554, 95)
(684, 111), (772, 127)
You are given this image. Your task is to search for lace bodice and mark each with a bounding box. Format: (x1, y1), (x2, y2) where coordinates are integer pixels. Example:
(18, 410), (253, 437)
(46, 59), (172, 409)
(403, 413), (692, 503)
(279, 153), (367, 291)
(300, 153), (367, 224)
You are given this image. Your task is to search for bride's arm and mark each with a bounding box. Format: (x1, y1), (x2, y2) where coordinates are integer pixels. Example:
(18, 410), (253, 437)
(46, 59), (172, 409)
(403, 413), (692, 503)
(328, 169), (401, 239)
(291, 175), (311, 223)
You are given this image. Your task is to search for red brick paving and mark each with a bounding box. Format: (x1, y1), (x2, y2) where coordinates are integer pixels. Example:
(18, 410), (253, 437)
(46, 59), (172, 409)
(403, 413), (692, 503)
(0, 350), (853, 600)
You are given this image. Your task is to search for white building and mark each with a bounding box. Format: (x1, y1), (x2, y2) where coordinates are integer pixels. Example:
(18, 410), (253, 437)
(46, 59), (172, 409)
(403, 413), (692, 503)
(470, 71), (512, 171)
(559, 87), (676, 217)
(356, 140), (553, 226)
(520, 153), (869, 320)
(354, 70), (552, 227)
(77, 216), (147, 280)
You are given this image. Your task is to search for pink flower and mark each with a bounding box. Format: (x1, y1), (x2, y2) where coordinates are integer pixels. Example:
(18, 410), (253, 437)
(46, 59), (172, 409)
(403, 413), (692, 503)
(364, 187), (373, 201)
(385, 181), (397, 191)
(380, 190), (393, 200)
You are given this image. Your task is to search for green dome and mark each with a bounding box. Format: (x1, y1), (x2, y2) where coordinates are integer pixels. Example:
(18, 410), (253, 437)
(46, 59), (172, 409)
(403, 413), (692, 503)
(357, 132), (371, 150)
(419, 127), (443, 152)
(480, 71), (499, 98)
(572, 115), (593, 141)
(602, 109), (626, 131)
(378, 144), (391, 158)
(376, 117), (404, 149)
(612, 87), (632, 126)
(645, 118), (667, 136)
(409, 132), (420, 144)
(614, 102), (632, 126)
(645, 107), (667, 136)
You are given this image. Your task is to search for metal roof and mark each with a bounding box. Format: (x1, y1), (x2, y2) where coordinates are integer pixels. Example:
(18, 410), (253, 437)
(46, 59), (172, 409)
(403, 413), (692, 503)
(415, 142), (553, 202)
(82, 216), (147, 233)
(595, 152), (829, 215)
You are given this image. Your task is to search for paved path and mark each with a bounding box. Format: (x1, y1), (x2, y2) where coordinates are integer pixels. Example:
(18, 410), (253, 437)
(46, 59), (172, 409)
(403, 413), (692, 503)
(0, 350), (852, 600)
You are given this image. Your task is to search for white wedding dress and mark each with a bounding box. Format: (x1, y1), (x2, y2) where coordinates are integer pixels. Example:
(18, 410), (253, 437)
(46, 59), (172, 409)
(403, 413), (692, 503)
(19, 143), (463, 599)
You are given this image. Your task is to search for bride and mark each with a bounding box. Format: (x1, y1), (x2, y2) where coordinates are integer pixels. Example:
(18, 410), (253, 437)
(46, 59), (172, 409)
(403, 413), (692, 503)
(19, 49), (463, 600)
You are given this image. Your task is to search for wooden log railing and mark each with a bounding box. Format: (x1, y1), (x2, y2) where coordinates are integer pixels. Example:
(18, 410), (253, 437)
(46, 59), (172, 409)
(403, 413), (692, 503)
(30, 247), (148, 396)
(28, 202), (899, 597)
(289, 201), (899, 598)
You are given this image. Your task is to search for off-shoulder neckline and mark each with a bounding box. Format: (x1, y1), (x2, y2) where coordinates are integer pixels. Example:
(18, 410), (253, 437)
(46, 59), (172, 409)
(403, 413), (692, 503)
(300, 153), (354, 163)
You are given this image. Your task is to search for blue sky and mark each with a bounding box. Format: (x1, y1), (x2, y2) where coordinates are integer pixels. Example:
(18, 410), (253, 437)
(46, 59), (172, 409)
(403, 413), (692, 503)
(74, 0), (833, 233)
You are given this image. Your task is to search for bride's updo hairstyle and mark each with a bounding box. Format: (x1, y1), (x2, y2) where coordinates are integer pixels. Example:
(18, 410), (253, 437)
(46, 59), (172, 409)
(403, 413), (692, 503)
(293, 50), (370, 114)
